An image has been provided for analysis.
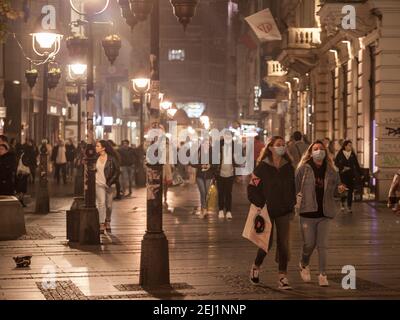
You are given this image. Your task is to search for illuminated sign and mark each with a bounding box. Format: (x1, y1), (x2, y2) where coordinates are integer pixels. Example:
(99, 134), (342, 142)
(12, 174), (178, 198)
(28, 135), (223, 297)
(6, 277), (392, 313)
(103, 117), (113, 126)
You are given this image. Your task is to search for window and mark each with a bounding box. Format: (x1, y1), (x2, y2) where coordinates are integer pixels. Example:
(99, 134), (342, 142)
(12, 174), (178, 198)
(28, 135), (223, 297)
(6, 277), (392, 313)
(168, 49), (185, 61)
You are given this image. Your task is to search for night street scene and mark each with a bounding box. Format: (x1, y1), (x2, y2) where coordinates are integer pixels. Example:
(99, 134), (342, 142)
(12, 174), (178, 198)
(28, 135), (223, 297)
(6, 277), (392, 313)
(0, 0), (400, 307)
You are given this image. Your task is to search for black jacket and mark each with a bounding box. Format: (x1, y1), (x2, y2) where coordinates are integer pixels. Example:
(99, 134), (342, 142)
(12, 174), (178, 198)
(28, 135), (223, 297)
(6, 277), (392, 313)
(0, 152), (17, 195)
(118, 146), (136, 167)
(102, 155), (120, 187)
(190, 146), (217, 180)
(22, 144), (37, 167)
(66, 144), (76, 162)
(334, 150), (362, 186)
(247, 158), (296, 218)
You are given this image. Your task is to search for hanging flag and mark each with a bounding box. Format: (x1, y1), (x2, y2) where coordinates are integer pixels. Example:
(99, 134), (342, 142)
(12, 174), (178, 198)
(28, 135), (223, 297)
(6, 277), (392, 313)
(245, 8), (282, 42)
(239, 32), (258, 50)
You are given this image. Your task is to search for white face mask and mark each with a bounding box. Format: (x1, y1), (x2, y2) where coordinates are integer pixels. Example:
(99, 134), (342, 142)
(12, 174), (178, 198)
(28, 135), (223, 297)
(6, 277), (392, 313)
(273, 146), (286, 156)
(312, 150), (326, 161)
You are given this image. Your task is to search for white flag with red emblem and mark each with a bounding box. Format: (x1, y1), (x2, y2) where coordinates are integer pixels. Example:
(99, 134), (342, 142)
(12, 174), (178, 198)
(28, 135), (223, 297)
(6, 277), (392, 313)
(245, 8), (282, 42)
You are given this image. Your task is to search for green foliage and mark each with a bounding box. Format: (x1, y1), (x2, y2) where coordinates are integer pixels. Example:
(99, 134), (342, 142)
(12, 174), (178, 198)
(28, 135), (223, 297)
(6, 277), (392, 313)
(0, 0), (23, 41)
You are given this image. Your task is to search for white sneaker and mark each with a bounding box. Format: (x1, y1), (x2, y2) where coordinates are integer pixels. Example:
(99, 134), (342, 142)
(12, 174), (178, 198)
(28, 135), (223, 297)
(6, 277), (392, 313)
(341, 205), (345, 211)
(299, 262), (311, 282)
(195, 209), (201, 216)
(318, 274), (329, 287)
(218, 210), (224, 219)
(346, 206), (352, 213)
(226, 211), (232, 220)
(278, 276), (292, 290)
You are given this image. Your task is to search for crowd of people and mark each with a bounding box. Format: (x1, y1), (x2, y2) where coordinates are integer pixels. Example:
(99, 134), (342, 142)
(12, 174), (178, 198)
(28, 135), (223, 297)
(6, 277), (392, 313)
(1, 129), (399, 290)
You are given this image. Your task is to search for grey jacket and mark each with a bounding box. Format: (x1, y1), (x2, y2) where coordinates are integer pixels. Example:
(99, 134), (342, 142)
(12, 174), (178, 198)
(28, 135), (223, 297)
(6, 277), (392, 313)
(295, 163), (341, 218)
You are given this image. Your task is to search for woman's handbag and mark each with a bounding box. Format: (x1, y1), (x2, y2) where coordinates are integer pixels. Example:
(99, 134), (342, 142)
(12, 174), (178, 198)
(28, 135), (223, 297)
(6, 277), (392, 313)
(17, 156), (31, 176)
(294, 168), (307, 215)
(206, 179), (218, 213)
(242, 204), (272, 253)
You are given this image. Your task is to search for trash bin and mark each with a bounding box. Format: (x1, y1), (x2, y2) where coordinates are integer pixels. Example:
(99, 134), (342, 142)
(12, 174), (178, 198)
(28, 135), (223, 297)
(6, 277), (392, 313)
(66, 197), (84, 242)
(0, 196), (26, 240)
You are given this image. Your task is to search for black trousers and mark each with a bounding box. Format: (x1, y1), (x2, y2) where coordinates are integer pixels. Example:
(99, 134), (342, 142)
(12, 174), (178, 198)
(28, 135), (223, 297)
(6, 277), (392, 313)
(216, 176), (234, 212)
(254, 214), (291, 273)
(55, 163), (67, 184)
(341, 175), (355, 208)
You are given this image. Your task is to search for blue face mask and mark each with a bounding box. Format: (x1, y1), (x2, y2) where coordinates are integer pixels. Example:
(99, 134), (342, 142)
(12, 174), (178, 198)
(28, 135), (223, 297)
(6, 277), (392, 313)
(273, 146), (286, 156)
(312, 150), (326, 161)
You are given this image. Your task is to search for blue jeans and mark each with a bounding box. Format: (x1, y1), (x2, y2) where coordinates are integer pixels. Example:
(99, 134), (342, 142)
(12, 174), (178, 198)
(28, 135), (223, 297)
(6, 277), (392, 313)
(120, 166), (134, 194)
(300, 216), (331, 275)
(196, 177), (212, 209)
(96, 184), (114, 224)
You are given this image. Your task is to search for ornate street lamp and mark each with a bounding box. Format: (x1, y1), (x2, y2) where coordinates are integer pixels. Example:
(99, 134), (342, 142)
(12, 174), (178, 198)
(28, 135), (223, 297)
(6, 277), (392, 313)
(68, 0), (116, 245)
(48, 67), (61, 90)
(30, 14), (63, 59)
(70, 0), (110, 17)
(118, 0), (138, 30)
(102, 34), (122, 65)
(167, 103), (178, 118)
(66, 35), (89, 61)
(132, 77), (151, 146)
(170, 0), (199, 30)
(132, 77), (151, 93)
(25, 69), (38, 89)
(66, 84), (80, 105)
(129, 0), (154, 21)
(69, 63), (87, 78)
(30, 14), (63, 214)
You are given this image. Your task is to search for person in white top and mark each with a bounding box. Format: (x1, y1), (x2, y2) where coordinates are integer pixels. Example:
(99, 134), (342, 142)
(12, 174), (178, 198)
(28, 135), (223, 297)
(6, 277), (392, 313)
(51, 139), (67, 184)
(95, 140), (120, 234)
(216, 132), (236, 220)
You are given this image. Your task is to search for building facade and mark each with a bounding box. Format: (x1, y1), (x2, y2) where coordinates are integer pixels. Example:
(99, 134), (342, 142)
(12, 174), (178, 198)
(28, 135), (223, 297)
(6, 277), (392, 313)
(240, 0), (400, 200)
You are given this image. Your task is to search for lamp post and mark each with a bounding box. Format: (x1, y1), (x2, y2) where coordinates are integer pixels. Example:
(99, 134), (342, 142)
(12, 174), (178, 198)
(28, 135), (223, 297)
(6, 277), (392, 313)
(119, 0), (199, 287)
(131, 77), (150, 147)
(25, 68), (39, 140)
(30, 18), (63, 214)
(67, 63), (87, 143)
(68, 0), (121, 244)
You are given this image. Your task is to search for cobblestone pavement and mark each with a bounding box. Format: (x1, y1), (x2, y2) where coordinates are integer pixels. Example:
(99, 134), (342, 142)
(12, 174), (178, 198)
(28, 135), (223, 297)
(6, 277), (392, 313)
(0, 179), (400, 300)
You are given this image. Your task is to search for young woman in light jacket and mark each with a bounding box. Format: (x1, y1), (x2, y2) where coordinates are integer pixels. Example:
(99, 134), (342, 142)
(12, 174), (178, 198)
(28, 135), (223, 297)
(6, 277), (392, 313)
(295, 140), (347, 287)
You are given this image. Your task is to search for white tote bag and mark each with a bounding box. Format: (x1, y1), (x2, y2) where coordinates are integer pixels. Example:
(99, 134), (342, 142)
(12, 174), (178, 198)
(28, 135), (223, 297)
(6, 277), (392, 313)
(17, 155), (31, 176)
(242, 204), (272, 253)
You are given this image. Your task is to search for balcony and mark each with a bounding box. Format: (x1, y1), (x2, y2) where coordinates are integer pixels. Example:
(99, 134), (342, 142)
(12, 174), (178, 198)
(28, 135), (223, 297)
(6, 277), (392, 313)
(267, 61), (287, 77)
(287, 28), (321, 49)
(277, 27), (321, 75)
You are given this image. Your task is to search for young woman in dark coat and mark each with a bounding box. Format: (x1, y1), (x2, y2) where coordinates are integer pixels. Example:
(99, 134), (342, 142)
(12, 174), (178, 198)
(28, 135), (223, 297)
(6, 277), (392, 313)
(247, 136), (296, 290)
(334, 140), (362, 213)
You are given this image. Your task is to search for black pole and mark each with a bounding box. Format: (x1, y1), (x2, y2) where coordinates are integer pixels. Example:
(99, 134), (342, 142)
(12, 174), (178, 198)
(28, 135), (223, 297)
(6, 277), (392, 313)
(139, 0), (170, 287)
(77, 17), (100, 245)
(77, 83), (82, 143)
(140, 92), (144, 146)
(35, 60), (50, 214)
(85, 18), (97, 209)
